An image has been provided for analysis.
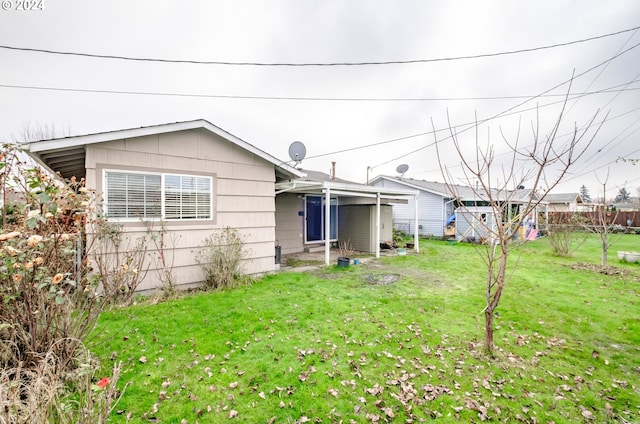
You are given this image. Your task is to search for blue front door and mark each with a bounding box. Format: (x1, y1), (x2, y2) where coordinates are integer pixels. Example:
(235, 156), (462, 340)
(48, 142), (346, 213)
(305, 195), (337, 243)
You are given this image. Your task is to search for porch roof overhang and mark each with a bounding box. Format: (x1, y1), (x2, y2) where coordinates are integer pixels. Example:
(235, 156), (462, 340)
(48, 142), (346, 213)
(275, 180), (418, 203)
(276, 179), (420, 265)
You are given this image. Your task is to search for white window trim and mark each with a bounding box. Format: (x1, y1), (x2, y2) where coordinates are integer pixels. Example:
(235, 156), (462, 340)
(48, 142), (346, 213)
(103, 169), (214, 222)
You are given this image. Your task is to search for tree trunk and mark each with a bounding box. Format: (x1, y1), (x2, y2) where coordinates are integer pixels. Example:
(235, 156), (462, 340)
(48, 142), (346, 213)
(484, 243), (508, 354)
(484, 307), (494, 352)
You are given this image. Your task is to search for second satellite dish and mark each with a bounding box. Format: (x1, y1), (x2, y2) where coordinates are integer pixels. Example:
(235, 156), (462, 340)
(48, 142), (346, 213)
(288, 141), (306, 164)
(396, 164), (409, 176)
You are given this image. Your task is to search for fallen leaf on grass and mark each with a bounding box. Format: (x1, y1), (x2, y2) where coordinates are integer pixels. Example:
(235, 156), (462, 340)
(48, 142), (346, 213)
(365, 412), (380, 422)
(381, 407), (394, 418)
(328, 388), (339, 398)
(366, 383), (384, 396)
(228, 409), (238, 418)
(581, 408), (594, 420)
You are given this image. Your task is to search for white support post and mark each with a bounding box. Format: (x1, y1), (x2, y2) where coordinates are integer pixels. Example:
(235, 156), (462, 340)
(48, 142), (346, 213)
(414, 194), (419, 253)
(324, 188), (331, 266)
(375, 193), (381, 258)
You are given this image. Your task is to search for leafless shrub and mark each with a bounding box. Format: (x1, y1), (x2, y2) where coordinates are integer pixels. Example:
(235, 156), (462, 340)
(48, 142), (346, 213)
(338, 239), (355, 259)
(196, 227), (246, 290)
(146, 220), (180, 299)
(90, 219), (150, 305)
(546, 213), (588, 256)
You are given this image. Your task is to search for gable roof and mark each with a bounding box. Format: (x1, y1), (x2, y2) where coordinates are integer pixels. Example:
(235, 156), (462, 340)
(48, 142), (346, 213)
(544, 193), (583, 204)
(369, 175), (487, 201)
(23, 119), (304, 180)
(370, 175), (543, 203)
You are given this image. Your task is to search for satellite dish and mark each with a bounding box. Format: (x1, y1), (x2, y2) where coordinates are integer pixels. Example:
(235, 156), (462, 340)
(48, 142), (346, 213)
(288, 141), (306, 164)
(396, 164), (409, 176)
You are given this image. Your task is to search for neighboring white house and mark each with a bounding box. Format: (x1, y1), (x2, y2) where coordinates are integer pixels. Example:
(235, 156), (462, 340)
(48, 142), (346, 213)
(368, 176), (489, 237)
(370, 175), (549, 241)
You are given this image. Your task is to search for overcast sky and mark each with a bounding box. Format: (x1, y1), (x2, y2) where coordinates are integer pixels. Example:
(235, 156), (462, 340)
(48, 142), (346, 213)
(1, 1), (639, 198)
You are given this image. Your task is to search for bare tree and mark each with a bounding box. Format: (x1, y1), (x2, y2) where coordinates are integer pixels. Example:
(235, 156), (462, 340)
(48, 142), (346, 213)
(435, 100), (605, 354)
(583, 169), (619, 266)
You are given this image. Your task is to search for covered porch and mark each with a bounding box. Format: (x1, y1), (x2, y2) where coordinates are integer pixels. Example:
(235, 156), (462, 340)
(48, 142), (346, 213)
(275, 178), (419, 266)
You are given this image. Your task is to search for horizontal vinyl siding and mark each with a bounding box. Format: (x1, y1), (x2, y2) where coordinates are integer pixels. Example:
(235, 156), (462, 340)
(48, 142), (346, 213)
(417, 192), (445, 236)
(275, 193), (305, 255)
(371, 180), (446, 236)
(85, 129), (278, 292)
(339, 206), (373, 253)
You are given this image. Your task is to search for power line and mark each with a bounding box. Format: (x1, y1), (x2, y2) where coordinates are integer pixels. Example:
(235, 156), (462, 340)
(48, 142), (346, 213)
(368, 41), (640, 168)
(1, 81), (638, 103)
(408, 106), (640, 180)
(1, 25), (638, 67)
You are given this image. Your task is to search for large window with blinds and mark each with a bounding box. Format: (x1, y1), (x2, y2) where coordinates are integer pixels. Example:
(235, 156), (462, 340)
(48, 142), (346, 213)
(104, 170), (213, 221)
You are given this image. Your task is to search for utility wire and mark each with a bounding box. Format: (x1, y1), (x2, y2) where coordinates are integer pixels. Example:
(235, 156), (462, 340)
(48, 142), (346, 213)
(409, 106), (640, 179)
(0, 25), (638, 66)
(1, 82), (638, 103)
(368, 41), (640, 168)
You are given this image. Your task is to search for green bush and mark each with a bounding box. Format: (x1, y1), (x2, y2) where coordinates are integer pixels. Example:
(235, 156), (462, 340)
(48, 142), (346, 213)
(195, 227), (246, 290)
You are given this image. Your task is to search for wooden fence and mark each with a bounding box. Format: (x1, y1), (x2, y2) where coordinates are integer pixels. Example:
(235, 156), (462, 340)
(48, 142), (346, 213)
(545, 211), (640, 229)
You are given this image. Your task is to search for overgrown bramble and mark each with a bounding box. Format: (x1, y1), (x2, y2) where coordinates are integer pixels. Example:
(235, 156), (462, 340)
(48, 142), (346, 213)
(0, 143), (132, 422)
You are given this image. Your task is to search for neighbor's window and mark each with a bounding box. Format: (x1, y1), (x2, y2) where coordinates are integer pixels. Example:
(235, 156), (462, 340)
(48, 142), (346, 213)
(104, 170), (213, 220)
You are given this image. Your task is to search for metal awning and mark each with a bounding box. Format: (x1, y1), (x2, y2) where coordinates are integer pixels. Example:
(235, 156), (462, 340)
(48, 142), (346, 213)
(276, 179), (420, 265)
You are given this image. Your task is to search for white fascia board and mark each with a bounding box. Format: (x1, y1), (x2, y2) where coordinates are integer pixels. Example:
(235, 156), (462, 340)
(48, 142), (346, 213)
(25, 120), (304, 178)
(371, 175), (450, 198)
(275, 180), (322, 191)
(26, 121), (205, 152)
(323, 181), (418, 197)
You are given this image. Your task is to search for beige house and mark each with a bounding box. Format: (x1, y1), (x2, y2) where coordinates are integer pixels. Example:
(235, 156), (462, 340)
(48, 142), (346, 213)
(545, 193), (584, 212)
(24, 119), (419, 290)
(24, 120), (303, 291)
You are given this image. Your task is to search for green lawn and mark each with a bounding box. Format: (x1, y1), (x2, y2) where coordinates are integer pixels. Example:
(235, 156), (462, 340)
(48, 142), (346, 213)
(91, 234), (640, 423)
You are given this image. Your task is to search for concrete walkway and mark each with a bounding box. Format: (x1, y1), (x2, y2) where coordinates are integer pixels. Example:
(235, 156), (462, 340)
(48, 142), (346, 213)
(279, 249), (399, 272)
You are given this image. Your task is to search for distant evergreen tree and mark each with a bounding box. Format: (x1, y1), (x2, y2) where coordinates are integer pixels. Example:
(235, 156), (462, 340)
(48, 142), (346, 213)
(614, 187), (630, 203)
(579, 184), (592, 202)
